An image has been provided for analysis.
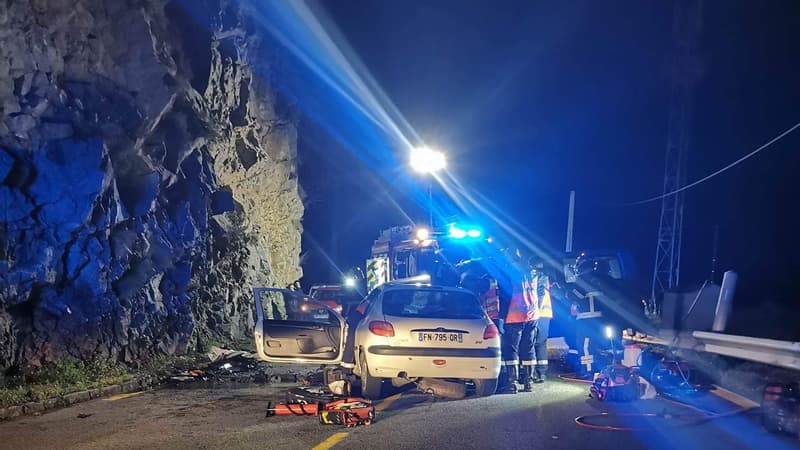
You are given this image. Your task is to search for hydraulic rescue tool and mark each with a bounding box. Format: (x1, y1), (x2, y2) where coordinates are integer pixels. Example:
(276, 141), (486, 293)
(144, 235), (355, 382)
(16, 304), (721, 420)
(266, 397), (375, 428)
(318, 398), (376, 427)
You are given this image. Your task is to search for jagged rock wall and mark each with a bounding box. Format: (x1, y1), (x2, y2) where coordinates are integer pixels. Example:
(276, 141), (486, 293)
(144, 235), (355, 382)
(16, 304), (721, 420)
(0, 0), (303, 368)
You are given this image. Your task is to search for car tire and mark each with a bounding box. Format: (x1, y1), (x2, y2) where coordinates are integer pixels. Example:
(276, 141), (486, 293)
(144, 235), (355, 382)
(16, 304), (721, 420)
(360, 355), (383, 399)
(473, 378), (498, 397)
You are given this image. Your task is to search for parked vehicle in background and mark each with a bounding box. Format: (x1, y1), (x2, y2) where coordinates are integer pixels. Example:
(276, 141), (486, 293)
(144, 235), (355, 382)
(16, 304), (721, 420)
(309, 284), (363, 316)
(253, 283), (501, 399)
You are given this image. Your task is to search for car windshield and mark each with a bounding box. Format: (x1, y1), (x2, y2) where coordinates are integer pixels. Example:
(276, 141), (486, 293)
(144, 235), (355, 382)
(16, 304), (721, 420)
(382, 289), (485, 319)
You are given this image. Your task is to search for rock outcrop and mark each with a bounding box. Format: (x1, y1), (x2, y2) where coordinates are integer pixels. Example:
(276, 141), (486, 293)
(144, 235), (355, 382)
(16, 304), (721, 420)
(0, 0), (303, 368)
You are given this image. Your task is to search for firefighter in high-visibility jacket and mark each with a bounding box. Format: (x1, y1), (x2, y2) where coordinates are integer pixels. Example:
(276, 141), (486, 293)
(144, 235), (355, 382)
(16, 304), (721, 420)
(459, 271), (500, 324)
(480, 278), (501, 324)
(497, 259), (537, 393)
(530, 258), (554, 383)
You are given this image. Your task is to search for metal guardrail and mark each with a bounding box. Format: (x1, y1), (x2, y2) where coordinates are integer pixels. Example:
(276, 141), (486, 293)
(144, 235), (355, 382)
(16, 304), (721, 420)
(623, 330), (800, 371)
(692, 331), (800, 371)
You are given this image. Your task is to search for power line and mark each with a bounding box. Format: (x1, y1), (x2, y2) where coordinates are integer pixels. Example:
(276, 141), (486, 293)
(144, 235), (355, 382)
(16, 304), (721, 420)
(627, 120), (800, 206)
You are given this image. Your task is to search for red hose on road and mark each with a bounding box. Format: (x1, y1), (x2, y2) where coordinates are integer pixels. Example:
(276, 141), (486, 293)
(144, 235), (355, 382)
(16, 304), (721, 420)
(557, 372), (593, 384)
(560, 372), (756, 432)
(574, 399), (755, 432)
(574, 412), (663, 432)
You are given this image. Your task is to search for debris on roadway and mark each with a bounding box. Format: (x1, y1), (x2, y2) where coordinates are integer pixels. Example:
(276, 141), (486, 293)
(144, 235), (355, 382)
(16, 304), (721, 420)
(416, 378), (467, 399)
(166, 346), (315, 385)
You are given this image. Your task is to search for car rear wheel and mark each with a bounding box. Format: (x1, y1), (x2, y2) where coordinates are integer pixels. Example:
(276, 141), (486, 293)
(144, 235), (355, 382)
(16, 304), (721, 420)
(360, 355), (383, 399)
(473, 378), (498, 397)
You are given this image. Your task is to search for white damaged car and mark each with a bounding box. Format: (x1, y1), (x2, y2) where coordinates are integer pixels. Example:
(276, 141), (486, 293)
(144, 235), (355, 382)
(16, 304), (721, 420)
(253, 283), (501, 398)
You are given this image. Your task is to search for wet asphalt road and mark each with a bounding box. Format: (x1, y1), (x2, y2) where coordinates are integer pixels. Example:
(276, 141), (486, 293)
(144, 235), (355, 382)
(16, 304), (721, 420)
(0, 378), (796, 450)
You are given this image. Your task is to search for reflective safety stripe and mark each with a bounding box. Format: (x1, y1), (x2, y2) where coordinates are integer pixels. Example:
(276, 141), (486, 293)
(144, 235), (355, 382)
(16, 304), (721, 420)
(520, 360), (535, 366)
(366, 257), (388, 292)
(536, 360), (549, 366)
(502, 360), (518, 366)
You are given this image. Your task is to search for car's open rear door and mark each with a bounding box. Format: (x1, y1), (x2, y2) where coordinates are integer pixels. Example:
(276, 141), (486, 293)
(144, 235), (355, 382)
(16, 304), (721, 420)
(253, 288), (346, 365)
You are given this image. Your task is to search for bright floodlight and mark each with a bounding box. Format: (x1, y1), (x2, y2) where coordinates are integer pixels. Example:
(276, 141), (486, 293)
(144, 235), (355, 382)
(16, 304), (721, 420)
(416, 227), (430, 240)
(410, 146), (446, 173)
(605, 326), (614, 339)
(344, 276), (357, 288)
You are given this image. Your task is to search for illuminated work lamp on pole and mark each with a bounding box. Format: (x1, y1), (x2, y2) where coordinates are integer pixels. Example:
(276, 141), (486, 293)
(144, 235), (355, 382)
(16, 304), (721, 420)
(410, 146), (446, 227)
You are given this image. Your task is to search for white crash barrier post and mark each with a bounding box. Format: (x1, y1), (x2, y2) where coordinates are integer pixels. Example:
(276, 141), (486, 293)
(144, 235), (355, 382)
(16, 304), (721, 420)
(712, 270), (737, 332)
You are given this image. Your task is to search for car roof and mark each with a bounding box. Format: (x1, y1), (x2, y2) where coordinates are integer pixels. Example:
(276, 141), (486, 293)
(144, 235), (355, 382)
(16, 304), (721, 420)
(310, 285), (343, 290)
(380, 283), (474, 295)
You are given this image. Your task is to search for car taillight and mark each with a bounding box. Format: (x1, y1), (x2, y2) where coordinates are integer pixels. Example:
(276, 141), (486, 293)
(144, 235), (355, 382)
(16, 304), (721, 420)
(368, 321), (395, 337)
(483, 324), (499, 339)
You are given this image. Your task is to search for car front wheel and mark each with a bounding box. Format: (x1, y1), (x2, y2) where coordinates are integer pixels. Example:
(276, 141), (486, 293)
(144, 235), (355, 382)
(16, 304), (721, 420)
(360, 355), (383, 399)
(473, 378), (498, 397)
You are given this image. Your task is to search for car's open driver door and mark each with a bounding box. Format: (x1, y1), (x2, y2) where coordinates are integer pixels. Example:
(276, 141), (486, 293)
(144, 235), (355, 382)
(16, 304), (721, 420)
(253, 288), (346, 365)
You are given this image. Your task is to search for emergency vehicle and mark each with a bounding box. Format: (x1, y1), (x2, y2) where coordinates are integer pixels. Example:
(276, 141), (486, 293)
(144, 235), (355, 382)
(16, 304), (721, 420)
(364, 223), (486, 292)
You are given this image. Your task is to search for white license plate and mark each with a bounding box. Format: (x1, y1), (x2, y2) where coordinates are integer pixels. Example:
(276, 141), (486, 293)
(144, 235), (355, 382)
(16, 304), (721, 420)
(416, 332), (463, 343)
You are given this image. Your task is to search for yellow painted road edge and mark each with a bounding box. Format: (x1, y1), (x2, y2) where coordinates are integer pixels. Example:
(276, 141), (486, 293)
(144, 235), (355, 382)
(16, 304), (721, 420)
(710, 386), (760, 409)
(311, 431), (349, 450)
(310, 392), (403, 449)
(103, 391), (144, 401)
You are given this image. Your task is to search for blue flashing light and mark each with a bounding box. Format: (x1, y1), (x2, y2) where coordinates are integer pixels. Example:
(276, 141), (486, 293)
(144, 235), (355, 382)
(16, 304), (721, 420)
(448, 223), (483, 240)
(448, 224), (468, 239)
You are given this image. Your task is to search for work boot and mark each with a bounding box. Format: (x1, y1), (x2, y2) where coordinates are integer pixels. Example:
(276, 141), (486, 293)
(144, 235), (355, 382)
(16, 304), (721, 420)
(522, 366), (533, 392)
(534, 364), (547, 383)
(498, 366), (518, 394)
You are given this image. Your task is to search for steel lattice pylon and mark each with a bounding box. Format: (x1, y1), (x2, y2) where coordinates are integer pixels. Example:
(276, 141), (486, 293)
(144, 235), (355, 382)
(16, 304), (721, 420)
(651, 0), (703, 309)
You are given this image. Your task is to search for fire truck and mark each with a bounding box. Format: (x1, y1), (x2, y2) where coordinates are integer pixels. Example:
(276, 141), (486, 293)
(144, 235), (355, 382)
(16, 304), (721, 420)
(364, 224), (485, 292)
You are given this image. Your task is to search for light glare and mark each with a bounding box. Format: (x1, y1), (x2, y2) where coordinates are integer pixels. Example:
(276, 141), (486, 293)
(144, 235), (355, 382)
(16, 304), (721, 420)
(416, 227), (430, 240)
(410, 147), (446, 173)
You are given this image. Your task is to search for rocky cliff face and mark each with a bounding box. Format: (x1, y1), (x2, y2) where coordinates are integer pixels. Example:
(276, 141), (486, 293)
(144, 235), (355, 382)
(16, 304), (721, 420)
(0, 0), (303, 368)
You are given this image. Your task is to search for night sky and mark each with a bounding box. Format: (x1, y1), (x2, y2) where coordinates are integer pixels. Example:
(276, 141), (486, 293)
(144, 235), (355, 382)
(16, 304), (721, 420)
(295, 0), (800, 339)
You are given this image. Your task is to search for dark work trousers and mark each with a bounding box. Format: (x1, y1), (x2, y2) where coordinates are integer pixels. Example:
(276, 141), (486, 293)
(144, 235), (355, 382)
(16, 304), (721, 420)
(502, 321), (535, 366)
(533, 318), (551, 379)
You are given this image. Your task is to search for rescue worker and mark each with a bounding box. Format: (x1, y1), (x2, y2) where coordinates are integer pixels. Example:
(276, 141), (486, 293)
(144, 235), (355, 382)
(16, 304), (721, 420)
(480, 276), (501, 328)
(497, 251), (537, 393)
(459, 269), (500, 328)
(530, 258), (555, 383)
